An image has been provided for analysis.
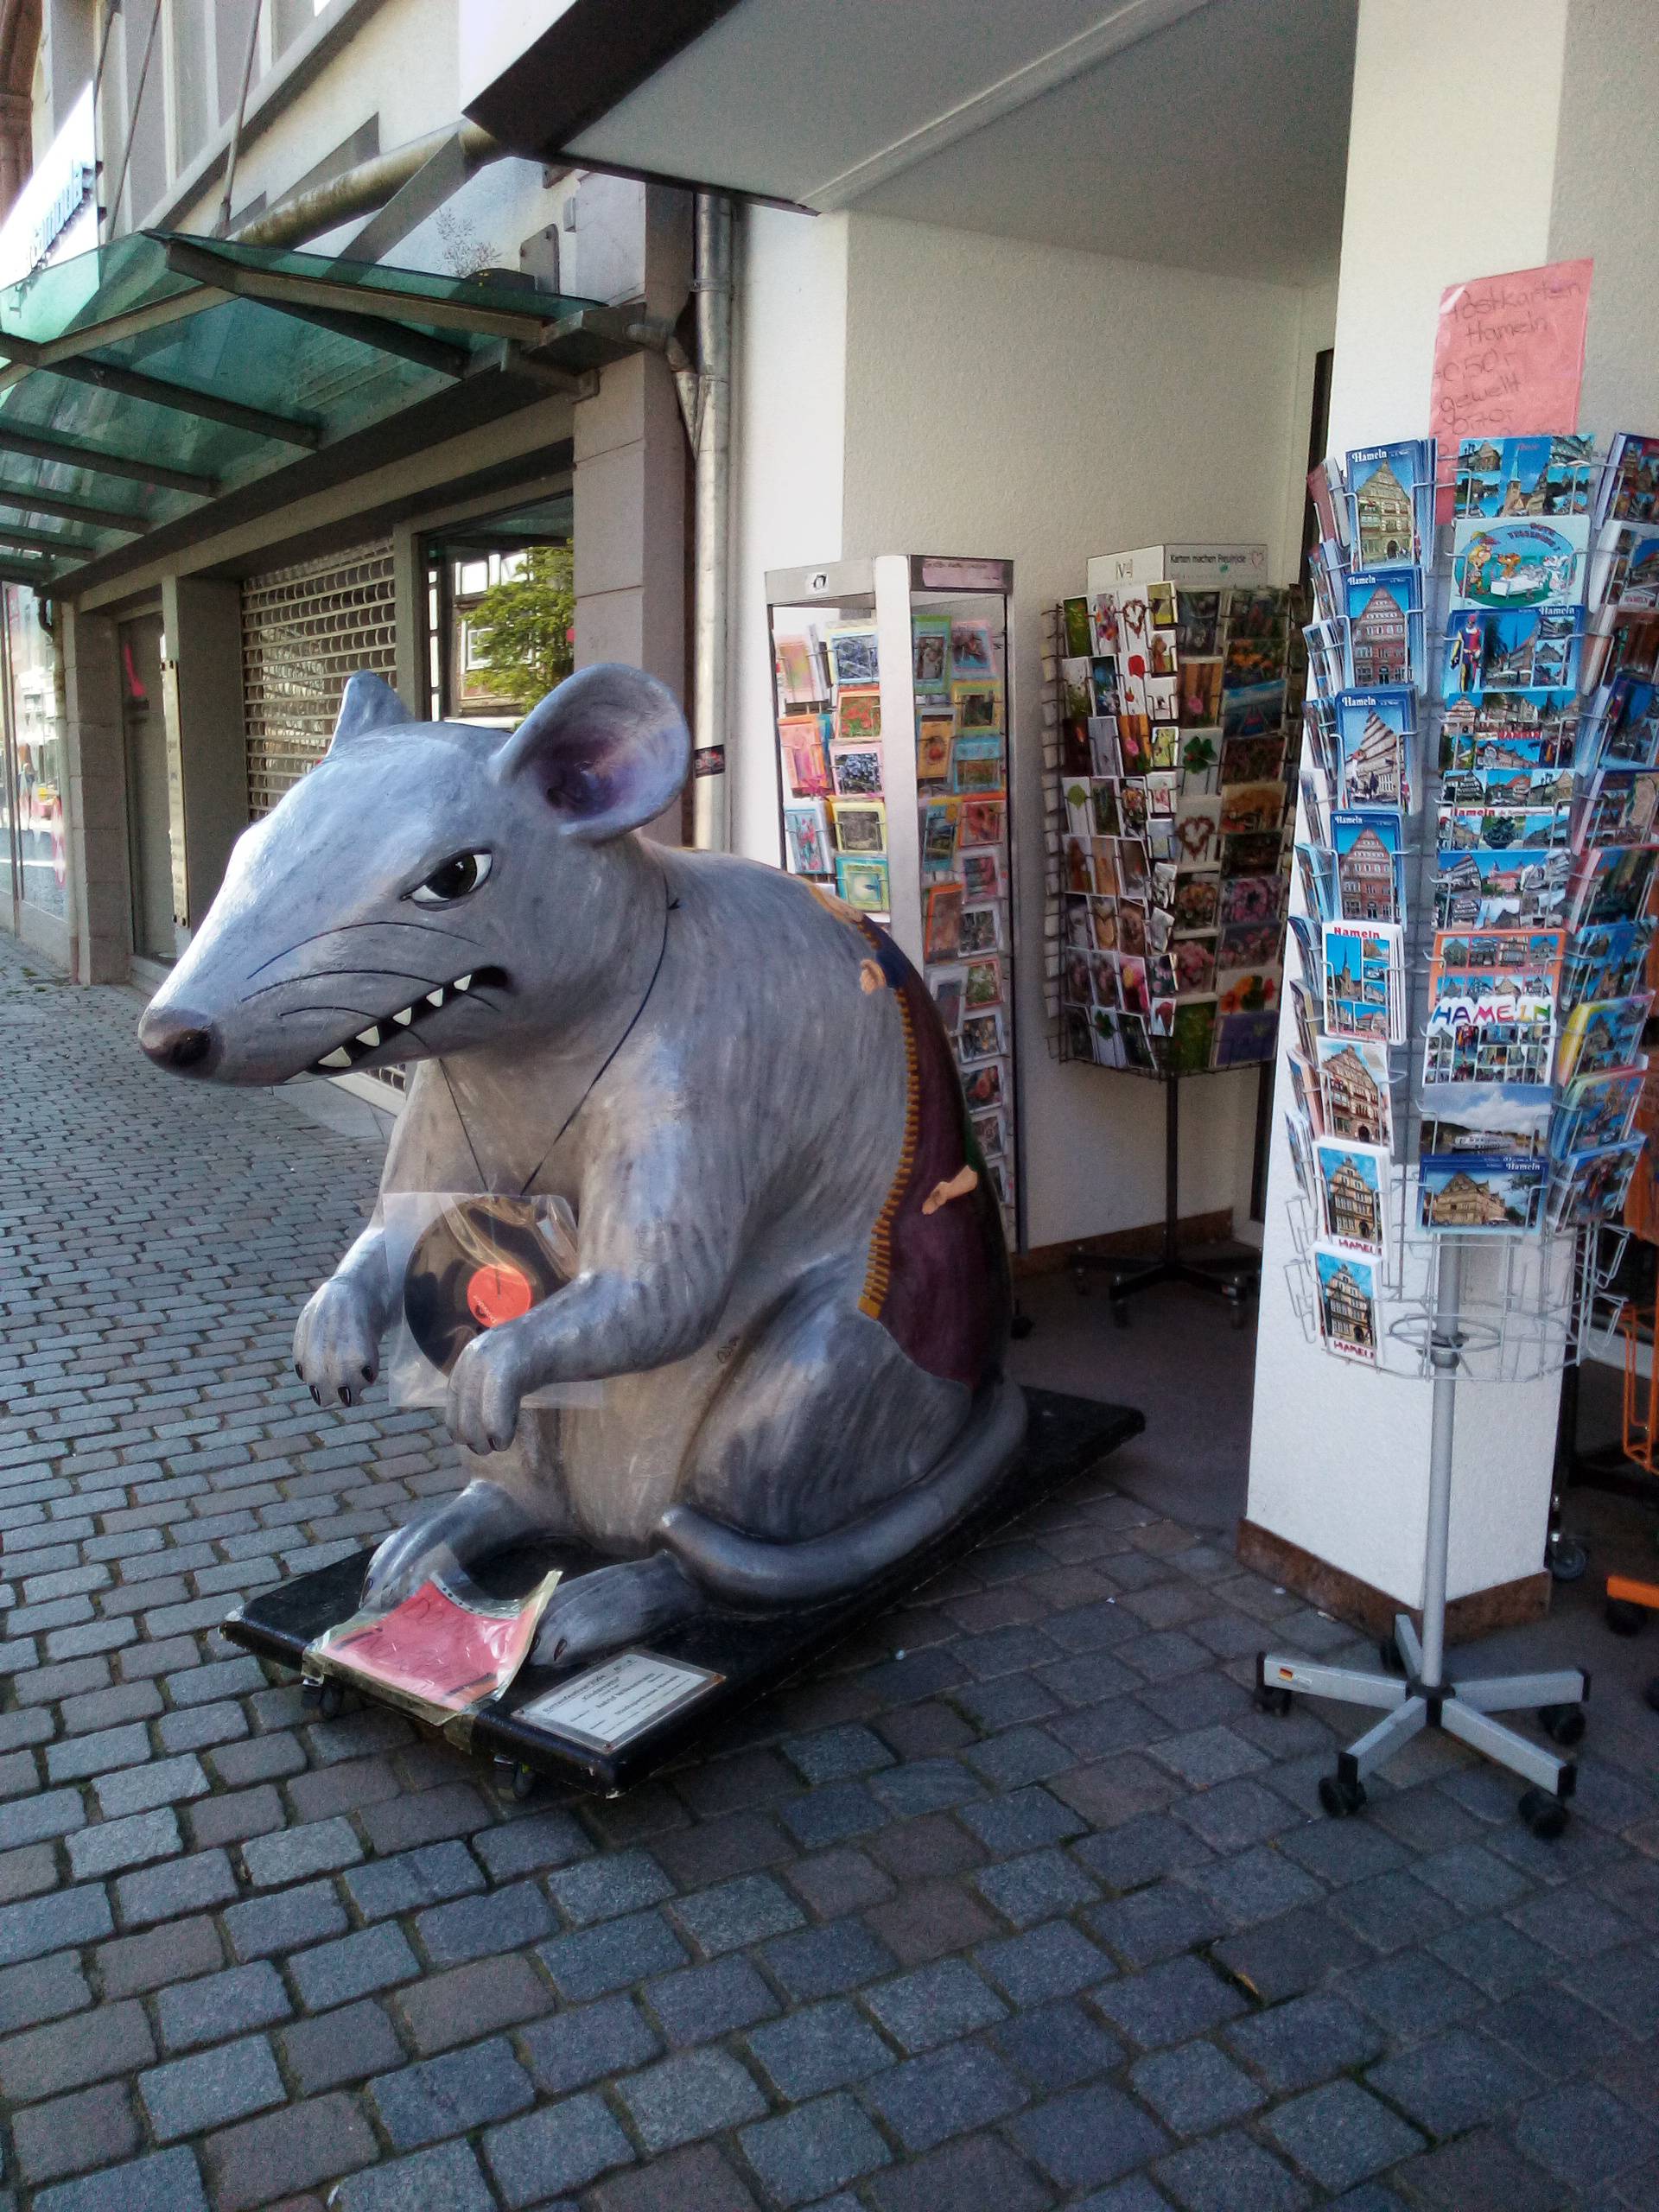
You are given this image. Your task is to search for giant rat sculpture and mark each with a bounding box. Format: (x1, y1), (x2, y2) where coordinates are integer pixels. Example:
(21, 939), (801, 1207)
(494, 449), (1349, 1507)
(139, 665), (1025, 1669)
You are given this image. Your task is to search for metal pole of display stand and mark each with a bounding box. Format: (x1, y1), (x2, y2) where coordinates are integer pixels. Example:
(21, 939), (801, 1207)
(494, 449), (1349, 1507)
(1255, 1243), (1592, 1839)
(1069, 1075), (1261, 1327)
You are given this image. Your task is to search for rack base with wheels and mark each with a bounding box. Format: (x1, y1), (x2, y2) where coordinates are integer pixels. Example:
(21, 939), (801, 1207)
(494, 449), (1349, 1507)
(1257, 1251), (1588, 1838)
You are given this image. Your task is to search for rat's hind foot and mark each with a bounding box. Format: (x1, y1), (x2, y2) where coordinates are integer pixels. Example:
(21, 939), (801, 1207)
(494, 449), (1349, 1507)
(530, 1553), (696, 1670)
(362, 1480), (548, 1610)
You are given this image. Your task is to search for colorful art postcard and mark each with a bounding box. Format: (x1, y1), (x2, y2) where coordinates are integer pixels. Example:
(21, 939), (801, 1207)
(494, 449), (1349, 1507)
(960, 798), (1005, 849)
(1570, 843), (1656, 928)
(1435, 845), (1571, 930)
(963, 957), (1002, 1011)
(1173, 874), (1223, 934)
(781, 715), (833, 798)
(776, 635), (817, 708)
(1557, 993), (1653, 1084)
(1219, 783), (1287, 837)
(951, 734), (1004, 795)
(1219, 681), (1287, 738)
(1220, 734), (1285, 786)
(1452, 516), (1586, 611)
(828, 624), (880, 688)
(922, 799), (959, 872)
(1419, 1150), (1545, 1235)
(1222, 830), (1286, 880)
(960, 901), (1003, 956)
(1336, 688), (1414, 806)
(1179, 660), (1223, 728)
(1548, 1139), (1644, 1230)
(1063, 779), (1092, 838)
(1172, 937), (1217, 998)
(1314, 1136), (1390, 1251)
(829, 741), (883, 798)
(836, 855), (888, 912)
(1435, 802), (1570, 855)
(960, 849), (1001, 901)
(1145, 769), (1179, 821)
(917, 713), (955, 782)
(1059, 658), (1093, 722)
(1551, 1066), (1645, 1160)
(1219, 872), (1285, 927)
(1455, 433), (1595, 520)
(1062, 596), (1092, 657)
(962, 1057), (1004, 1109)
(912, 616), (951, 695)
(1317, 1034), (1393, 1147)
(1600, 677), (1659, 768)
(1217, 919), (1281, 972)
(831, 798), (886, 856)
(1147, 721), (1181, 771)
(1217, 965), (1280, 1019)
(836, 687), (881, 743)
(931, 966), (965, 1033)
(1167, 997), (1217, 1075)
(1332, 809), (1404, 925)
(1117, 715), (1152, 776)
(1423, 963), (1557, 1088)
(1087, 716), (1122, 778)
(952, 679), (1003, 734)
(959, 1009), (1005, 1063)
(1323, 921), (1404, 1043)
(783, 800), (832, 877)
(950, 619), (996, 678)
(923, 881), (963, 962)
(1173, 797), (1224, 874)
(1314, 1241), (1381, 1363)
(1215, 1009), (1280, 1067)
(970, 1109), (1006, 1161)
(1348, 439), (1432, 564)
(1442, 603), (1581, 699)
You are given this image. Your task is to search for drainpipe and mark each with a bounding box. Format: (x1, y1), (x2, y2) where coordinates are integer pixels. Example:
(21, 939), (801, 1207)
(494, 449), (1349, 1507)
(689, 191), (733, 852)
(232, 121), (504, 250)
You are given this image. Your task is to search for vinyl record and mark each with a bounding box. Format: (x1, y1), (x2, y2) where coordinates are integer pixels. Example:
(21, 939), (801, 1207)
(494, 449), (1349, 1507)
(404, 1197), (572, 1376)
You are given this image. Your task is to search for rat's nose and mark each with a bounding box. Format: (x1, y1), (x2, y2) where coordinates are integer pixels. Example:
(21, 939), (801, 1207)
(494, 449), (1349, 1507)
(137, 1004), (221, 1077)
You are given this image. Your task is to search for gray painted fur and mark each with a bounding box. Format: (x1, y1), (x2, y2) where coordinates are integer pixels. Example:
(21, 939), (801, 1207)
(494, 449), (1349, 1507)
(139, 665), (1023, 1668)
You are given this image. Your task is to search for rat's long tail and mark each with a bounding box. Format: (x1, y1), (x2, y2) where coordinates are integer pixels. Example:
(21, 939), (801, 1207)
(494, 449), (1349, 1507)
(656, 1379), (1027, 1608)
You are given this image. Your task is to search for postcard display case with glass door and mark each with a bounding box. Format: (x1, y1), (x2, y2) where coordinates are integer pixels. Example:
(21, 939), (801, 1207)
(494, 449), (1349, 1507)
(1260, 430), (1659, 1841)
(765, 555), (1021, 1253)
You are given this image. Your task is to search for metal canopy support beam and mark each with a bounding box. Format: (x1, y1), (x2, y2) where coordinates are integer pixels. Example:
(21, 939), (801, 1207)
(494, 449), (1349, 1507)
(0, 485), (146, 533)
(0, 425), (216, 498)
(218, 294), (477, 380)
(337, 132), (475, 266)
(0, 520), (96, 555)
(0, 560), (57, 587)
(48, 353), (321, 448)
(160, 238), (551, 345)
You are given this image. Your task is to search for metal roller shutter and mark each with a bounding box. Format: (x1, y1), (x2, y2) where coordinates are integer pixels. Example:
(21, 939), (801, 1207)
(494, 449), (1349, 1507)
(242, 539), (397, 818)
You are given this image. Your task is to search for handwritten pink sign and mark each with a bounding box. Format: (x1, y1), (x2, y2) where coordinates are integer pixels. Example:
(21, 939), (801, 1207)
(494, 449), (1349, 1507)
(1429, 259), (1593, 518)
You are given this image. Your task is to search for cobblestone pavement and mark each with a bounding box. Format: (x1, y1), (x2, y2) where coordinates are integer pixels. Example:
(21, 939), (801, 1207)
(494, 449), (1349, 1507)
(3, 932), (1659, 2212)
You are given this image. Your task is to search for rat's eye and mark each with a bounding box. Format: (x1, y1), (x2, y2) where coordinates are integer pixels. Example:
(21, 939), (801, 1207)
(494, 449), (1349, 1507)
(409, 850), (493, 905)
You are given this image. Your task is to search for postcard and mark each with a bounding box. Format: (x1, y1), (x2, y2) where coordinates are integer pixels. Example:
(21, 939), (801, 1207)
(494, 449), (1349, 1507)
(1551, 1067), (1645, 1160)
(1145, 769), (1179, 821)
(963, 957), (1002, 1011)
(1219, 873), (1285, 927)
(1547, 1139), (1644, 1230)
(1148, 720), (1181, 769)
(1220, 681), (1287, 738)
(1442, 603), (1583, 701)
(959, 901), (1003, 956)
(1221, 830), (1285, 880)
(961, 849), (1002, 901)
(917, 713), (955, 782)
(923, 881), (963, 962)
(836, 855), (888, 912)
(830, 741), (883, 798)
(1452, 516), (1587, 613)
(836, 687), (881, 743)
(780, 714), (833, 799)
(1557, 993), (1654, 1084)
(1316, 1033), (1392, 1147)
(1323, 921), (1404, 1043)
(1166, 998), (1217, 1075)
(1314, 1240), (1381, 1362)
(931, 965), (965, 1033)
(921, 799), (959, 871)
(1094, 898), (1123, 952)
(950, 619), (997, 679)
(1217, 964), (1280, 1018)
(1179, 660), (1224, 728)
(1424, 963), (1557, 1089)
(1589, 520), (1659, 614)
(831, 798), (887, 857)
(829, 624), (880, 689)
(912, 615), (951, 696)
(970, 1109), (1006, 1161)
(1331, 810), (1403, 926)
(1062, 597), (1091, 658)
(1060, 658), (1092, 722)
(957, 798), (1004, 852)
(1221, 734), (1287, 787)
(1218, 919), (1282, 972)
(1088, 716), (1122, 778)
(1431, 925), (1566, 975)
(959, 1009), (1005, 1063)
(1455, 433), (1594, 522)
(1172, 936), (1217, 997)
(1435, 845), (1571, 931)
(1419, 1149), (1545, 1235)
(962, 1057), (1004, 1110)
(776, 635), (818, 708)
(952, 734), (1004, 795)
(1117, 715), (1152, 775)
(1118, 955), (1151, 1020)
(1560, 917), (1655, 1011)
(1180, 729), (1223, 788)
(1286, 1110), (1316, 1198)
(1336, 688), (1414, 806)
(952, 678), (1003, 734)
(1215, 1009), (1280, 1067)
(1344, 571), (1425, 690)
(1570, 844), (1656, 929)
(1348, 439), (1431, 564)
(1172, 873), (1221, 935)
(782, 800), (831, 878)
(1314, 1136), (1390, 1251)
(1580, 766), (1659, 850)
(1219, 783), (1287, 837)
(1173, 797), (1223, 873)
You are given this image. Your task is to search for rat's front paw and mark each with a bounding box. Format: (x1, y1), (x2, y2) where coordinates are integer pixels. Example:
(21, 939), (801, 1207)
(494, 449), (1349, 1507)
(295, 1276), (382, 1408)
(446, 1327), (531, 1454)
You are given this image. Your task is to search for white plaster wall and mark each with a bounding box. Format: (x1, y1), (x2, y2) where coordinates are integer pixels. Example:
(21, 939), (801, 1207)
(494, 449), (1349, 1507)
(1249, 0), (1581, 1608)
(831, 213), (1323, 1251)
(728, 206), (850, 867)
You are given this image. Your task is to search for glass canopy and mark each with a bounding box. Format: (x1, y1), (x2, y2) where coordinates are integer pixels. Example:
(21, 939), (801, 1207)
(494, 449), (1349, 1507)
(0, 232), (620, 591)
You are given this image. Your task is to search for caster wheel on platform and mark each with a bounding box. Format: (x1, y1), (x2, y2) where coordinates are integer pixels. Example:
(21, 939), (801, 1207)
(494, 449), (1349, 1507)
(511, 1763), (538, 1802)
(1010, 1311), (1034, 1341)
(1539, 1703), (1586, 1746)
(1319, 1772), (1367, 1819)
(1518, 1787), (1568, 1840)
(315, 1680), (345, 1720)
(1548, 1535), (1588, 1583)
(1228, 1299), (1249, 1332)
(1255, 1684), (1293, 1717)
(1607, 1599), (1649, 1637)
(1645, 1675), (1659, 1716)
(1379, 1634), (1405, 1675)
(1111, 1301), (1130, 1328)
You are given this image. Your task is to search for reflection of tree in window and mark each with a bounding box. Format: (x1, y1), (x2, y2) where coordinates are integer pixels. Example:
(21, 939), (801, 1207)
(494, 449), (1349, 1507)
(465, 546), (575, 715)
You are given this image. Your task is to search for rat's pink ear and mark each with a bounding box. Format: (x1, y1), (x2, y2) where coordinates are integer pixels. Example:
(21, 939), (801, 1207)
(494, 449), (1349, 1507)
(328, 672), (408, 751)
(493, 664), (690, 842)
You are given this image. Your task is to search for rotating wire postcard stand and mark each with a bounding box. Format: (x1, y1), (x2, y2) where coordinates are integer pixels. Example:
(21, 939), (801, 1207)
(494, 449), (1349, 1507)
(1260, 431), (1657, 1838)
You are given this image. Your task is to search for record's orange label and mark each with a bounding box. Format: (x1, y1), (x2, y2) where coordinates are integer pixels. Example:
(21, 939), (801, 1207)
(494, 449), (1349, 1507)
(466, 1263), (533, 1328)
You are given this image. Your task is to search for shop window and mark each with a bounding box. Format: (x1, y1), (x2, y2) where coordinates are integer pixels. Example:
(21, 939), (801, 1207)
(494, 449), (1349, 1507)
(274, 0), (330, 56)
(423, 493), (574, 729)
(171, 0), (213, 173)
(3, 588), (68, 924)
(216, 0), (260, 125)
(120, 0), (167, 224)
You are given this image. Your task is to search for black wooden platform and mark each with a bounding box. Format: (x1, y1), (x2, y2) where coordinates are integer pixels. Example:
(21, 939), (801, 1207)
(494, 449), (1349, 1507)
(224, 1387), (1145, 1794)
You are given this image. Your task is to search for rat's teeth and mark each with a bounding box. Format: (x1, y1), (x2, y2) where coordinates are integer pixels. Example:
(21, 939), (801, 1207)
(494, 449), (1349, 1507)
(356, 1026), (382, 1049)
(427, 988), (445, 1008)
(392, 1007), (414, 1027)
(454, 974), (473, 993)
(317, 1049), (353, 1070)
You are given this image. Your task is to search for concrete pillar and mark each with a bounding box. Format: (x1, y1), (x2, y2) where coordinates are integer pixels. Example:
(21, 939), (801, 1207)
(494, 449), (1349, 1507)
(1245, 0), (1659, 1635)
(160, 575), (248, 937)
(59, 603), (130, 984)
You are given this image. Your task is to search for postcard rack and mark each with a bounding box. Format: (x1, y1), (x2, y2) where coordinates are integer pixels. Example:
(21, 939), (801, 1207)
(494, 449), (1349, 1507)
(1262, 429), (1659, 1840)
(763, 554), (1022, 1252)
